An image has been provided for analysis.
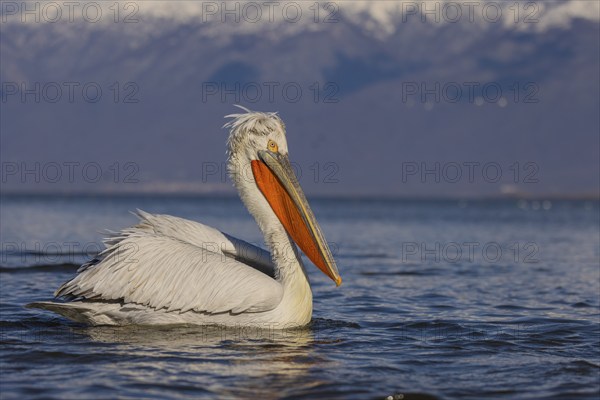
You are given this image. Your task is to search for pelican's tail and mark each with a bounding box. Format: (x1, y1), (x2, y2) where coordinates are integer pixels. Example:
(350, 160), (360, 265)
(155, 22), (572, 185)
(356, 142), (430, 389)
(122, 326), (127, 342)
(26, 301), (199, 325)
(26, 301), (118, 325)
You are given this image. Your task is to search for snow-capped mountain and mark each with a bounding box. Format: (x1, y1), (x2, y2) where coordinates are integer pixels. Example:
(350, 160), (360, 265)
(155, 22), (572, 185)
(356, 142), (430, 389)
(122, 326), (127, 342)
(1, 1), (598, 196)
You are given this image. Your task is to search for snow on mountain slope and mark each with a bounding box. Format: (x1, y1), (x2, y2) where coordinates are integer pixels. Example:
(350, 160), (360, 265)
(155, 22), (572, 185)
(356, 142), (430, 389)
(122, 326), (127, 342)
(1, 1), (598, 196)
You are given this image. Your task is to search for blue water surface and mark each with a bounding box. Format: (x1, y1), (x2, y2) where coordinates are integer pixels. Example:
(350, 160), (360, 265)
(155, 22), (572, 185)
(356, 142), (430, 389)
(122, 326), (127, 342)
(1, 195), (599, 399)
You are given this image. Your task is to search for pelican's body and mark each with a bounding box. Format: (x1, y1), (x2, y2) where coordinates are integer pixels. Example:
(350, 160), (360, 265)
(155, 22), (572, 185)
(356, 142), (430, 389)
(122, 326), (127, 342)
(28, 109), (341, 327)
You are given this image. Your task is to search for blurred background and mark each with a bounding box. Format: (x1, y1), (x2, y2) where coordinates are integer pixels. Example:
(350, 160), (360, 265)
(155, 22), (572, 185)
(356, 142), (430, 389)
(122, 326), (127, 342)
(2, 0), (598, 198)
(1, 3), (599, 399)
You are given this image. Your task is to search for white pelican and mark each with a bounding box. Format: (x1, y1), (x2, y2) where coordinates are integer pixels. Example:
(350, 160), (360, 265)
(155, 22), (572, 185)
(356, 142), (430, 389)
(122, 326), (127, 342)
(28, 108), (342, 328)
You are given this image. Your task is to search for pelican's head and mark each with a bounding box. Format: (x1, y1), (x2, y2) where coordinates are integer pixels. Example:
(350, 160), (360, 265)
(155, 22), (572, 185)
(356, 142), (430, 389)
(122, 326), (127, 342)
(224, 107), (341, 286)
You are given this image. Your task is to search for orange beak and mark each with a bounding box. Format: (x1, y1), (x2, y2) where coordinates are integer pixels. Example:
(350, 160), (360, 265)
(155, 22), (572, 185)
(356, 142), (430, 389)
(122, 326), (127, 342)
(252, 150), (342, 286)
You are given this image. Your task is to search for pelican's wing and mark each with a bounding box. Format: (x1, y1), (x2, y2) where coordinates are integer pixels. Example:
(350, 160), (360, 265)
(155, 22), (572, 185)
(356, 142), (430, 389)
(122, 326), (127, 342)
(55, 215), (283, 315)
(132, 210), (275, 277)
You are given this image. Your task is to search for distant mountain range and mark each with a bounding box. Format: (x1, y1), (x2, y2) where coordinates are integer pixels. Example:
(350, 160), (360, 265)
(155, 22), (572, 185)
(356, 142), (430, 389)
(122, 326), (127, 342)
(1, 1), (598, 197)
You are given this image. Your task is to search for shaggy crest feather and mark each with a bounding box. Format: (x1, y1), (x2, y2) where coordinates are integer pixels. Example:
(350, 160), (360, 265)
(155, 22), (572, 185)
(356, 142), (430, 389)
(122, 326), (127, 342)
(224, 106), (285, 157)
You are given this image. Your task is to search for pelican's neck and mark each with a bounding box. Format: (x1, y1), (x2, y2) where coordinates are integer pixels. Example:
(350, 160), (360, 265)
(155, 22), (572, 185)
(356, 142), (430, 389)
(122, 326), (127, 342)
(262, 219), (310, 285)
(229, 157), (310, 288)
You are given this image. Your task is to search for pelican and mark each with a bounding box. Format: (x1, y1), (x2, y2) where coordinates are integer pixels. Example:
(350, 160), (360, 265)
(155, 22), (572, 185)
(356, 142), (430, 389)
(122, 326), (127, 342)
(28, 108), (342, 328)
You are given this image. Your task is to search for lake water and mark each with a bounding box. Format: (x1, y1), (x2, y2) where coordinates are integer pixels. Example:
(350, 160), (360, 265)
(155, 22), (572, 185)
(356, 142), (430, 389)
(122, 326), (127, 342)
(1, 195), (599, 399)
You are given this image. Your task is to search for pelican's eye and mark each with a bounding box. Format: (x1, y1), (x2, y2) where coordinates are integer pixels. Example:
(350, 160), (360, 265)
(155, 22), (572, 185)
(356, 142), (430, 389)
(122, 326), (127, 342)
(267, 139), (279, 153)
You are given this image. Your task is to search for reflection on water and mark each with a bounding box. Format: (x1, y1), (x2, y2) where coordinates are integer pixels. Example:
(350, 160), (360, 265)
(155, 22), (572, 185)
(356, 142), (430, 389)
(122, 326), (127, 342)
(78, 323), (317, 345)
(75, 322), (339, 399)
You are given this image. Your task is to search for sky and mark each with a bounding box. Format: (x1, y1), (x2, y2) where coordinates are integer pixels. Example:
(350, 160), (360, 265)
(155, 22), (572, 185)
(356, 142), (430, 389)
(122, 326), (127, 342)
(1, 0), (599, 197)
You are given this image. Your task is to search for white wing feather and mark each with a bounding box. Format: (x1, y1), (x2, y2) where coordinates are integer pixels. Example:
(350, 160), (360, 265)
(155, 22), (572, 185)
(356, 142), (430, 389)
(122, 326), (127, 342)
(55, 211), (283, 315)
(130, 210), (275, 276)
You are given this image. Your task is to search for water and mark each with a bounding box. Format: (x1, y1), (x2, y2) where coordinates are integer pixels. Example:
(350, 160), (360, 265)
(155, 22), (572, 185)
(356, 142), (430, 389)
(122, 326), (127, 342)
(1, 195), (599, 399)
